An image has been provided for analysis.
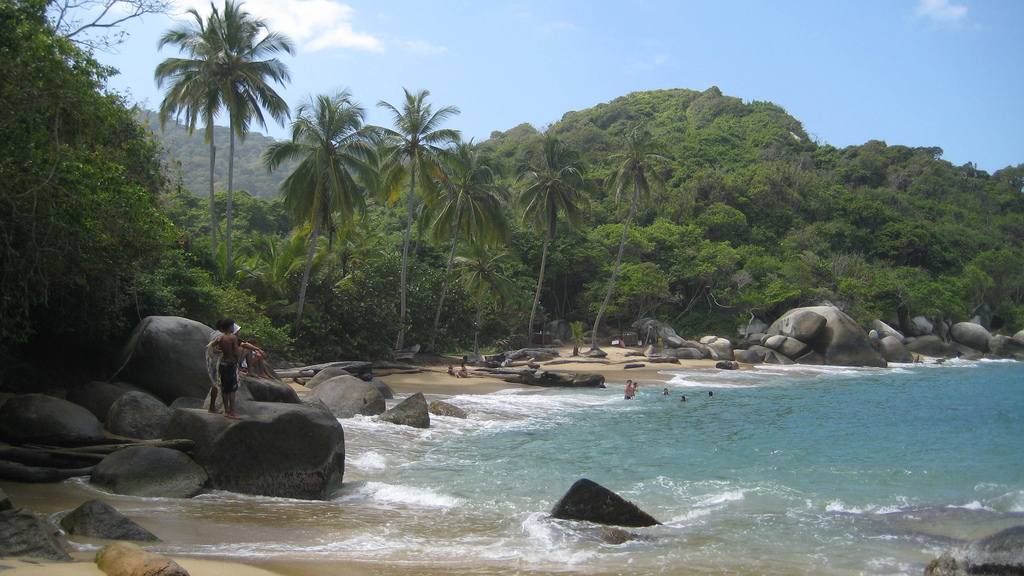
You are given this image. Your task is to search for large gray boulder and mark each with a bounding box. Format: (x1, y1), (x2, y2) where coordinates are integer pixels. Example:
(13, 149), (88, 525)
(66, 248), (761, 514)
(905, 335), (961, 359)
(768, 306), (887, 367)
(162, 404), (345, 500)
(241, 374), (302, 404)
(878, 335), (914, 364)
(661, 347), (704, 360)
(989, 335), (1024, 360)
(378, 392), (430, 428)
(950, 322), (992, 353)
(105, 391), (171, 440)
(869, 319), (905, 342)
(0, 508), (71, 561)
(510, 371), (606, 388)
(309, 375), (386, 418)
(550, 478), (660, 528)
(734, 347), (768, 364)
(926, 525), (1024, 576)
(90, 446), (208, 498)
(59, 499), (159, 542)
(907, 315), (936, 337)
(0, 394), (106, 446)
(65, 381), (133, 422)
(634, 318), (685, 348)
(111, 316), (213, 403)
(701, 336), (734, 361)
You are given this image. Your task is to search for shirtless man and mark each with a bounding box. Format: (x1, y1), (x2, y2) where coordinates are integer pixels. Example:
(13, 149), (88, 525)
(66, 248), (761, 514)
(214, 318), (244, 419)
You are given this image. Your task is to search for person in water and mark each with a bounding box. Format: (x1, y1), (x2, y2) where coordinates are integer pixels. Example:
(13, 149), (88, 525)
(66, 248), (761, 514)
(624, 380), (635, 400)
(708, 391), (714, 399)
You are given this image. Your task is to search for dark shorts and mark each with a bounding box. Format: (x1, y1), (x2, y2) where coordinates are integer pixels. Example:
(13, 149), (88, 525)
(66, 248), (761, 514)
(218, 362), (239, 394)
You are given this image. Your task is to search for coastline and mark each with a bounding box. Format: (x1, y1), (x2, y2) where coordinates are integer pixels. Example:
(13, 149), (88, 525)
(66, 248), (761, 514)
(0, 345), (725, 576)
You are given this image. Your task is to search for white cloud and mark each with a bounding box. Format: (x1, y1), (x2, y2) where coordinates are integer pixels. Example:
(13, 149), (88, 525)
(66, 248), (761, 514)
(914, 0), (968, 24)
(173, 0), (383, 52)
(400, 39), (451, 56)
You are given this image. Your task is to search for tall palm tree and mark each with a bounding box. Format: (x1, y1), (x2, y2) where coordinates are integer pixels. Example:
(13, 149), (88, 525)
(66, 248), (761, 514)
(263, 91), (376, 326)
(456, 242), (518, 357)
(517, 135), (589, 348)
(377, 89), (460, 351)
(426, 140), (509, 353)
(590, 124), (667, 351)
(156, 0), (293, 272)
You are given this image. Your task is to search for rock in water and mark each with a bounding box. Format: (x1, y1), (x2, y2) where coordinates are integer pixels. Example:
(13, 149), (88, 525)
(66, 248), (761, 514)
(378, 392), (430, 428)
(550, 478), (660, 527)
(926, 525), (1024, 576)
(59, 499), (159, 542)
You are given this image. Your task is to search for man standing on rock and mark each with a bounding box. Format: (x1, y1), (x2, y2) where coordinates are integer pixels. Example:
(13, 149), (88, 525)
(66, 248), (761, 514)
(213, 318), (244, 419)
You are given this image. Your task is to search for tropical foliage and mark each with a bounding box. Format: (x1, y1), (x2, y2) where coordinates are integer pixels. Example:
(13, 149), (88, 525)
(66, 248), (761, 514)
(3, 1), (1023, 391)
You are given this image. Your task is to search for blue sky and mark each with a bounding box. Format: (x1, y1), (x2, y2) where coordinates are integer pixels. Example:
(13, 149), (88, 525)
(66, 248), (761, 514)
(91, 0), (1023, 174)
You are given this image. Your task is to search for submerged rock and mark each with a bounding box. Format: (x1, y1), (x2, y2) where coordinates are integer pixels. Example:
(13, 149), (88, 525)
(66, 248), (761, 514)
(59, 499), (159, 542)
(926, 525), (1024, 576)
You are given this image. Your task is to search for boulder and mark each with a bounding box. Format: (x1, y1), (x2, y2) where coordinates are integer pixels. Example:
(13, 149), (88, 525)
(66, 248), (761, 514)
(907, 315), (936, 337)
(509, 371), (605, 388)
(715, 361), (739, 370)
(241, 375), (301, 404)
(878, 335), (914, 364)
(989, 335), (1024, 360)
(869, 319), (905, 343)
(702, 336), (734, 361)
(0, 487), (10, 512)
(926, 525), (1024, 576)
(794, 350), (825, 365)
(662, 347), (704, 361)
(96, 542), (188, 576)
(309, 375), (386, 418)
(950, 322), (992, 353)
(0, 508), (71, 561)
(305, 366), (352, 389)
(162, 404), (345, 500)
(905, 335), (961, 359)
(90, 446), (208, 498)
(378, 392), (430, 428)
(59, 499), (159, 542)
(775, 309), (827, 342)
(65, 381), (133, 422)
(550, 478), (660, 528)
(0, 394), (106, 446)
(1015, 330), (1024, 343)
(764, 335), (810, 359)
(106, 391), (171, 440)
(428, 400), (467, 419)
(112, 316), (213, 403)
(634, 318), (684, 348)
(366, 377), (395, 400)
(734, 347), (768, 364)
(768, 306), (886, 368)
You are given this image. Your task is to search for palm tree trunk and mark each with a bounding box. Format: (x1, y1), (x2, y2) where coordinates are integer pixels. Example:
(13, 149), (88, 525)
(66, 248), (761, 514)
(591, 197), (637, 351)
(473, 298), (483, 356)
(526, 231), (551, 348)
(226, 124), (235, 275)
(208, 118), (217, 252)
(295, 220), (318, 326)
(396, 173), (416, 351)
(429, 221), (461, 354)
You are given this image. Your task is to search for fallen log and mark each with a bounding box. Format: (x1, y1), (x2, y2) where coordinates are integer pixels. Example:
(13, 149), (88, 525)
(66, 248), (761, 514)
(0, 460), (94, 483)
(25, 438), (196, 456)
(0, 446), (104, 468)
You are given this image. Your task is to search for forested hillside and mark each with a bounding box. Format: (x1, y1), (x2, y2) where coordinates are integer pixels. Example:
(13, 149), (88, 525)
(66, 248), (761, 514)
(3, 0), (1022, 386)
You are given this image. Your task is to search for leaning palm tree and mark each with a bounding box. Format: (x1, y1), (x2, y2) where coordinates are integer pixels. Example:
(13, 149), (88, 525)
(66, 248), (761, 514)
(377, 89), (460, 351)
(517, 135), (589, 348)
(426, 140), (510, 353)
(590, 124), (667, 351)
(263, 91), (376, 326)
(156, 0), (293, 272)
(456, 242), (519, 357)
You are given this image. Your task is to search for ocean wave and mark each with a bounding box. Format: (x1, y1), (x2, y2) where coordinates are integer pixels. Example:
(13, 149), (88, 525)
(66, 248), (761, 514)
(334, 481), (463, 508)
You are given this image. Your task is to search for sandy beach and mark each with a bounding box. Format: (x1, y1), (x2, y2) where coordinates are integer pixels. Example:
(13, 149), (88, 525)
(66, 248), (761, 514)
(0, 344), (721, 576)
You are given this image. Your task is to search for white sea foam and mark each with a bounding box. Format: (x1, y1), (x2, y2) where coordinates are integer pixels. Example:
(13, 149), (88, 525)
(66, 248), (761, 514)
(347, 451), (388, 471)
(360, 481), (463, 508)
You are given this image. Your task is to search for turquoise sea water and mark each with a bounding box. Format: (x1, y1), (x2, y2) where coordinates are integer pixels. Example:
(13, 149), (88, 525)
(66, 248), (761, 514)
(52, 360), (1024, 574)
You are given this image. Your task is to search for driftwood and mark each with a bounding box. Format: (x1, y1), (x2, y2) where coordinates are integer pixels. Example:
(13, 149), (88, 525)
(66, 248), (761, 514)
(276, 361), (373, 379)
(0, 460), (94, 483)
(0, 446), (105, 468)
(545, 358), (611, 366)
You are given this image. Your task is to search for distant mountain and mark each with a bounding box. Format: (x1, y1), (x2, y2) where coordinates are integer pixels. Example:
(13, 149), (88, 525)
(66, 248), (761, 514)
(136, 109), (292, 200)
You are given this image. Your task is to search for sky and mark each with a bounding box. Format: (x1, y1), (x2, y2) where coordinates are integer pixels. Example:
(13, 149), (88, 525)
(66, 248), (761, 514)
(85, 0), (1023, 174)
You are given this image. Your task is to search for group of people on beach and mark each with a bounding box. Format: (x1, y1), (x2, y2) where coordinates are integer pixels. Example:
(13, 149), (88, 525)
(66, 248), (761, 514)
(206, 317), (273, 419)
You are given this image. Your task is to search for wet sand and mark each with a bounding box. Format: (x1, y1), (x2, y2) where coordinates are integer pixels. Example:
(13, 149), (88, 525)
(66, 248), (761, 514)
(1, 345), (723, 576)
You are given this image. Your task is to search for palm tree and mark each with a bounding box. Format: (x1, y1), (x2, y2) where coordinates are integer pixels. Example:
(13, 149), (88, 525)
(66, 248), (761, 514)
(456, 242), (518, 357)
(377, 89), (460, 351)
(263, 91), (376, 326)
(590, 124), (667, 351)
(517, 135), (589, 348)
(426, 140), (509, 353)
(156, 0), (293, 272)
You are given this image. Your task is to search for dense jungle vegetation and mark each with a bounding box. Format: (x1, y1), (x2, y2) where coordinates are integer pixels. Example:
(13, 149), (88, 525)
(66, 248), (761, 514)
(2, 0), (1022, 389)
